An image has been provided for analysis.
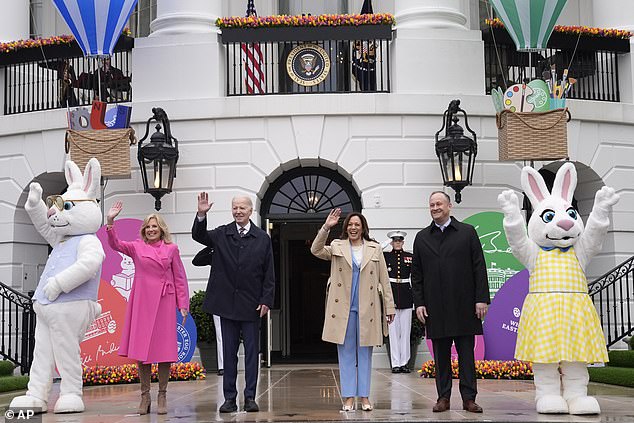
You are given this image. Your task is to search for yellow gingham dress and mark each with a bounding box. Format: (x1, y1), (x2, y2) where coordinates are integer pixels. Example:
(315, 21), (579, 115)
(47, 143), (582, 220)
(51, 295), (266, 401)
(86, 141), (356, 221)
(515, 247), (609, 364)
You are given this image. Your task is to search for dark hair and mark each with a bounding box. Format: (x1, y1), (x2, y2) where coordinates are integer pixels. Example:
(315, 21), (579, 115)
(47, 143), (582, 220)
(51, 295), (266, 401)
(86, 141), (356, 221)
(429, 191), (451, 203)
(340, 212), (376, 243)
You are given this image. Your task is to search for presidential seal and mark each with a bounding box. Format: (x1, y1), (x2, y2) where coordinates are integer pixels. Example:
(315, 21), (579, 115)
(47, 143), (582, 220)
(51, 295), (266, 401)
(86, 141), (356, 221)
(286, 43), (331, 87)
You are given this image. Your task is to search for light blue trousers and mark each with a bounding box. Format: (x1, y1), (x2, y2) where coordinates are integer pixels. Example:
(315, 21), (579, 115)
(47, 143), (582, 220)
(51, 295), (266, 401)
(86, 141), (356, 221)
(338, 310), (373, 397)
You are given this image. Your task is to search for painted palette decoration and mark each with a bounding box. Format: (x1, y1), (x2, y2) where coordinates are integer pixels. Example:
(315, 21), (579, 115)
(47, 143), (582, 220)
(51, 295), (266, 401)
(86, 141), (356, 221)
(503, 84), (534, 113)
(526, 79), (550, 112)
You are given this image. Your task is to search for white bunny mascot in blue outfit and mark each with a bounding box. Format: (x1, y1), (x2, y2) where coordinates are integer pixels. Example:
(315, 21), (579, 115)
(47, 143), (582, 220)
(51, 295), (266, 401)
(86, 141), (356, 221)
(498, 162), (618, 415)
(10, 158), (104, 414)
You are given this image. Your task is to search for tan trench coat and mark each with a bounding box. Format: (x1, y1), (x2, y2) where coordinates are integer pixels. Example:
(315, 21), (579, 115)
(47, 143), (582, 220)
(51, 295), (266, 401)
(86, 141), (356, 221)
(311, 227), (395, 347)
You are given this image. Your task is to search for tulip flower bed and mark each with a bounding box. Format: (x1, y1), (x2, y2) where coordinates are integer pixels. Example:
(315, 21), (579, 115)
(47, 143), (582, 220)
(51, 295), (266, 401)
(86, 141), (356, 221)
(486, 18), (632, 39)
(216, 13), (394, 29)
(0, 28), (132, 54)
(83, 362), (206, 386)
(419, 360), (533, 380)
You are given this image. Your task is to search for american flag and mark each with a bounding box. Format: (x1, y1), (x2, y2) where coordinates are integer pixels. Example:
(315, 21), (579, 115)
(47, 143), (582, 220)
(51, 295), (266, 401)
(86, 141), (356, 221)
(241, 0), (265, 94)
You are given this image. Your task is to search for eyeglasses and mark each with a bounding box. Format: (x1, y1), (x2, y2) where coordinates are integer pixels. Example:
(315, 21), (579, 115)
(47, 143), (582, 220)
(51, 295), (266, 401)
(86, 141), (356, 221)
(46, 195), (98, 211)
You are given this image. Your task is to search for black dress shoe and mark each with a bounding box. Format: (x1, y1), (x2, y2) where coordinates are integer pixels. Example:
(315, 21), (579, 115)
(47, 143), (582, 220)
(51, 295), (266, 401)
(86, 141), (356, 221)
(217, 369), (224, 376)
(219, 399), (237, 413)
(244, 398), (259, 412)
(463, 399), (483, 413)
(400, 365), (411, 373)
(391, 367), (401, 373)
(433, 397), (450, 412)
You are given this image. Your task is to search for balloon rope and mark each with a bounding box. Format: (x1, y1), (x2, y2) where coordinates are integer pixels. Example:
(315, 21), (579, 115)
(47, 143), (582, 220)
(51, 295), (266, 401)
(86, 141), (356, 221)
(97, 57), (103, 102)
(566, 31), (583, 72)
(485, 0), (508, 90)
(29, 2), (49, 71)
(30, 3), (76, 115)
(29, 1), (63, 111)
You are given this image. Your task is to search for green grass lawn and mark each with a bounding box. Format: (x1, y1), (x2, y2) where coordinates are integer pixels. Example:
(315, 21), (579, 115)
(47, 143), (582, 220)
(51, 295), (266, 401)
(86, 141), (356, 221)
(0, 376), (29, 393)
(606, 350), (634, 368)
(588, 350), (634, 388)
(588, 366), (634, 388)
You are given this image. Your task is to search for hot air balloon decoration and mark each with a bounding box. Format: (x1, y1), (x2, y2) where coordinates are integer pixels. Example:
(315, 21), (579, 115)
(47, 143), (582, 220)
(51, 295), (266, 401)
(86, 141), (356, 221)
(488, 0), (571, 162)
(488, 0), (568, 52)
(51, 0), (138, 57)
(54, 1), (138, 179)
(51, 0), (138, 102)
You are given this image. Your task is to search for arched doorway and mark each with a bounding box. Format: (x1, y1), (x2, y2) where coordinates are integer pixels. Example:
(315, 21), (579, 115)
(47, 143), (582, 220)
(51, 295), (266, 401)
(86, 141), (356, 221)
(261, 166), (361, 363)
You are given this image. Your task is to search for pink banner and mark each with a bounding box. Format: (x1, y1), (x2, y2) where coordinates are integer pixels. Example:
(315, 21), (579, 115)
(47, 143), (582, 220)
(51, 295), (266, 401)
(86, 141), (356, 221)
(80, 218), (142, 368)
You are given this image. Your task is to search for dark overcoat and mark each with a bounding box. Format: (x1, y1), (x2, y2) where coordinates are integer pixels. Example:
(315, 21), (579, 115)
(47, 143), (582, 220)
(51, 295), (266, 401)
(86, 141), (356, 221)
(192, 217), (275, 321)
(411, 217), (490, 339)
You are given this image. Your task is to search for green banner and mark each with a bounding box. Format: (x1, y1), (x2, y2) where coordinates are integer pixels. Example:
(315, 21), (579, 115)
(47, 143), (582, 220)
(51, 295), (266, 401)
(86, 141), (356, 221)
(463, 212), (525, 299)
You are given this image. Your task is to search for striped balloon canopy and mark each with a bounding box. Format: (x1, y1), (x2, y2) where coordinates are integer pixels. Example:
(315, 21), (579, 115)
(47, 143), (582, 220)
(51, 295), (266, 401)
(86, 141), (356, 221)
(489, 0), (568, 52)
(51, 0), (138, 57)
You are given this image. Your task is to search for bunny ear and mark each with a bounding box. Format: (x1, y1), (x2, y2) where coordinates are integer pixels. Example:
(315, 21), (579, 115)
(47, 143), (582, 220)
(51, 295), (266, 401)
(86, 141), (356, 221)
(83, 158), (102, 199)
(552, 162), (577, 204)
(521, 166), (550, 207)
(65, 160), (84, 190)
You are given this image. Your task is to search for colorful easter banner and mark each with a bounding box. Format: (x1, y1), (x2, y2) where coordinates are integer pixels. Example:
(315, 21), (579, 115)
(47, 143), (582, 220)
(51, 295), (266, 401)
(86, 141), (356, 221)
(80, 218), (196, 367)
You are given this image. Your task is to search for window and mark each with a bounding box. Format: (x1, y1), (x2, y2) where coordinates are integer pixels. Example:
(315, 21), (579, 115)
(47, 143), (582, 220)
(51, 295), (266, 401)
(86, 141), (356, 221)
(129, 0), (157, 38)
(29, 0), (43, 38)
(278, 0), (349, 16)
(262, 167), (361, 217)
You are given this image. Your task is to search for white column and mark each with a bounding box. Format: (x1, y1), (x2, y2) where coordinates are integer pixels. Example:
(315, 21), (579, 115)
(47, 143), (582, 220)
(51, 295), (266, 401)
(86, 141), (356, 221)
(591, 0), (634, 104)
(133, 0), (224, 102)
(592, 0), (634, 32)
(392, 0), (485, 95)
(396, 0), (467, 30)
(619, 39), (634, 104)
(1, 0), (29, 42)
(151, 0), (222, 36)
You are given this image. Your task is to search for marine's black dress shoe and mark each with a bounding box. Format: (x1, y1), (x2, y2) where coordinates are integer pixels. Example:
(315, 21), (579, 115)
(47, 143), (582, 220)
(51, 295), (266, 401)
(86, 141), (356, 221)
(391, 366), (401, 373)
(219, 399), (237, 413)
(244, 398), (259, 412)
(399, 365), (411, 373)
(217, 369), (224, 376)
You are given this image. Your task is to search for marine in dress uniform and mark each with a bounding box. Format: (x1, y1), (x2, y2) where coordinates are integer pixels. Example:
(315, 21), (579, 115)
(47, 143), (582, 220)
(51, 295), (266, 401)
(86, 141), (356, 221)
(383, 231), (414, 373)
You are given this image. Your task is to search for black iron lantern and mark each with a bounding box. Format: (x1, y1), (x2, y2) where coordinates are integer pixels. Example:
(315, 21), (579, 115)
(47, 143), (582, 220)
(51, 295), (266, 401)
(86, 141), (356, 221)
(434, 99), (478, 204)
(138, 108), (179, 211)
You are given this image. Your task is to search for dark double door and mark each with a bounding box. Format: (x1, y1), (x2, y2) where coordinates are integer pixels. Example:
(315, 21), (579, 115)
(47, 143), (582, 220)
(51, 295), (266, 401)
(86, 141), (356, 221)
(270, 220), (341, 363)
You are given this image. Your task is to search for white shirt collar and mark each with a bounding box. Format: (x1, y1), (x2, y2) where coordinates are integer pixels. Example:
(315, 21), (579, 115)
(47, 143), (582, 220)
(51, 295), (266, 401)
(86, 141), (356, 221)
(237, 222), (251, 234)
(434, 217), (451, 231)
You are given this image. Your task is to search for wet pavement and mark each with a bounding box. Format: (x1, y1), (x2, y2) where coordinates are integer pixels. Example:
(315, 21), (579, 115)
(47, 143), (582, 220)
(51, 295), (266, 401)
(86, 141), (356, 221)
(1, 364), (633, 422)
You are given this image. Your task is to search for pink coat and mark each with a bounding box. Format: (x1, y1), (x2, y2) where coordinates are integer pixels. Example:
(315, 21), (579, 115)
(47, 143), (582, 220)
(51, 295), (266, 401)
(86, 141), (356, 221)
(107, 227), (189, 363)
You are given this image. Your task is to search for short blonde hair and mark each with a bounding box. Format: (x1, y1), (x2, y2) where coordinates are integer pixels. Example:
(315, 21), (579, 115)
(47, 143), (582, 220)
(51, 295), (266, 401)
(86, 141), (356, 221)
(140, 213), (172, 244)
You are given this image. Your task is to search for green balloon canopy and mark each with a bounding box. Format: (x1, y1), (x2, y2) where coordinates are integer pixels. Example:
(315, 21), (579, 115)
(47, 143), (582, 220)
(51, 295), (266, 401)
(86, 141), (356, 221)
(489, 0), (568, 52)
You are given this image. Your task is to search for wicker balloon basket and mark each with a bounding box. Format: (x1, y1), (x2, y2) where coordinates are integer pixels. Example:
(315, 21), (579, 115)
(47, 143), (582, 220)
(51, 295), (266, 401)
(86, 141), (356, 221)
(497, 108), (571, 161)
(65, 128), (136, 179)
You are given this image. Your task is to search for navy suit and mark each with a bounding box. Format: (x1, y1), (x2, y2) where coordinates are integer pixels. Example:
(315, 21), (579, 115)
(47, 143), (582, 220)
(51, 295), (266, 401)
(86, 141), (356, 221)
(192, 217), (275, 402)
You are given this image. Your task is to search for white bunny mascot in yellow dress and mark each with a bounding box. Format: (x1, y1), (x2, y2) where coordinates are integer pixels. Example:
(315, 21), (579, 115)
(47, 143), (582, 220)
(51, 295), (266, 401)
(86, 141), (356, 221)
(498, 162), (618, 415)
(10, 158), (104, 414)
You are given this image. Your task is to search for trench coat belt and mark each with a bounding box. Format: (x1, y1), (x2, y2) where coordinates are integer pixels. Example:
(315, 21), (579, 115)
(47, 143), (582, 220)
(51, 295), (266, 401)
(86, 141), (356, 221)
(161, 278), (175, 296)
(389, 277), (410, 283)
